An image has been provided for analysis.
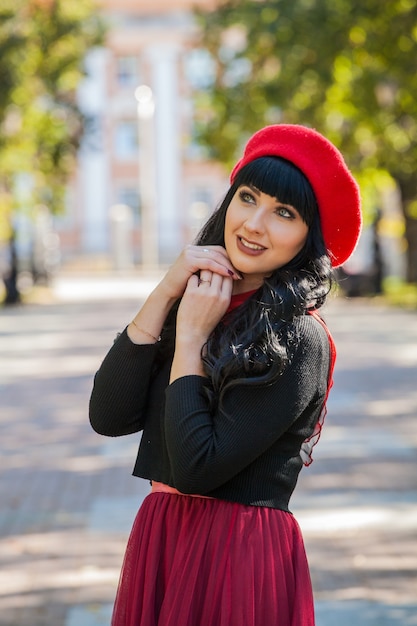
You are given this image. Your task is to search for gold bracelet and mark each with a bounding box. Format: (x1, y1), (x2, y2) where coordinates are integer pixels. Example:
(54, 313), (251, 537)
(131, 319), (161, 343)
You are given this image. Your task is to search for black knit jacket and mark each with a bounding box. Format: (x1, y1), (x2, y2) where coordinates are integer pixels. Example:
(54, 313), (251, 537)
(89, 313), (330, 512)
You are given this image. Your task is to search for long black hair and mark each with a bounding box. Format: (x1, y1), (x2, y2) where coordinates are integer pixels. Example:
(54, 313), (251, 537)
(159, 156), (333, 401)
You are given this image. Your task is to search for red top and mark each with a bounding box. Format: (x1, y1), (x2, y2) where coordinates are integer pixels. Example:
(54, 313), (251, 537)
(226, 289), (258, 314)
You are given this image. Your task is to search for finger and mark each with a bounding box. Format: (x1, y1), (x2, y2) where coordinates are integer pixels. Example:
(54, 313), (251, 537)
(199, 270), (213, 285)
(187, 273), (200, 290)
(207, 271), (223, 289)
(220, 274), (234, 298)
(202, 245), (230, 260)
(196, 247), (242, 280)
(206, 273), (233, 304)
(211, 272), (233, 308)
(209, 271), (232, 292)
(182, 246), (231, 279)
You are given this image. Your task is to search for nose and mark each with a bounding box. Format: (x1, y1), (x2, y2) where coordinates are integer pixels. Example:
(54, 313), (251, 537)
(244, 207), (265, 234)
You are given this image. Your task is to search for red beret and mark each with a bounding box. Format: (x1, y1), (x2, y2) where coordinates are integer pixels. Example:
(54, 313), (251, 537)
(230, 124), (362, 267)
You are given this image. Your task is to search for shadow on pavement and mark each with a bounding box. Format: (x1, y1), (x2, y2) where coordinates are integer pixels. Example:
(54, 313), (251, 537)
(0, 294), (416, 625)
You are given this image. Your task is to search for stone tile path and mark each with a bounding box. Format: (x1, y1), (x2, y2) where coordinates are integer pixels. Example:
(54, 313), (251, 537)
(1, 275), (416, 625)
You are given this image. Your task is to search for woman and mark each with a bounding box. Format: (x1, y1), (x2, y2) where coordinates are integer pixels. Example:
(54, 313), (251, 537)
(89, 124), (362, 626)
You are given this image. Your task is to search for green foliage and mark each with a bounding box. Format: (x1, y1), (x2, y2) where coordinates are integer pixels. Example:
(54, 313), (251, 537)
(194, 0), (354, 164)
(194, 1), (417, 191)
(194, 0), (417, 281)
(383, 277), (417, 310)
(0, 0), (104, 239)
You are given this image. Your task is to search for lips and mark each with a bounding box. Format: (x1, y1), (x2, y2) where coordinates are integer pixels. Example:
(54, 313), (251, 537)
(237, 236), (267, 255)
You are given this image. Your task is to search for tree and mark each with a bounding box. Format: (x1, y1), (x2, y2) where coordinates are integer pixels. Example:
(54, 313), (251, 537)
(0, 0), (104, 302)
(194, 0), (417, 282)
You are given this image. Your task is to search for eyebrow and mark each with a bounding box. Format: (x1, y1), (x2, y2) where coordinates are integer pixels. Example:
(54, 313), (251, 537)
(247, 183), (261, 196)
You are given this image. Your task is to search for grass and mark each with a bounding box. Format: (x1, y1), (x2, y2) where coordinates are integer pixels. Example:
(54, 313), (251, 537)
(383, 277), (417, 310)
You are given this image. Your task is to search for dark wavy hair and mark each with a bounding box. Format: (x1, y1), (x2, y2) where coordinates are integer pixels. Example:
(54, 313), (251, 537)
(159, 156), (333, 401)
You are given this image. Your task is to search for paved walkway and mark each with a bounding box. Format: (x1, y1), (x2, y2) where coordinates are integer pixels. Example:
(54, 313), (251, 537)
(0, 272), (416, 625)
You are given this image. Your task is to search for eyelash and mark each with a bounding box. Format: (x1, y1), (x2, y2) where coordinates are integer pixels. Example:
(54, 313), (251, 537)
(277, 207), (294, 219)
(239, 190), (295, 219)
(239, 190), (255, 204)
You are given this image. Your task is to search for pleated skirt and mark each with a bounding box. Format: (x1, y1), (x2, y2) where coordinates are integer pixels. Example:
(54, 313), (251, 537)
(111, 492), (315, 626)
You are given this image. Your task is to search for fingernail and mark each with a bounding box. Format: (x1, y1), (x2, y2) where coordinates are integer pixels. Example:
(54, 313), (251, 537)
(227, 270), (234, 277)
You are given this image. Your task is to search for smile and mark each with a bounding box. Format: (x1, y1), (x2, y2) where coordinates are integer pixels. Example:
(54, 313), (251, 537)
(238, 236), (266, 251)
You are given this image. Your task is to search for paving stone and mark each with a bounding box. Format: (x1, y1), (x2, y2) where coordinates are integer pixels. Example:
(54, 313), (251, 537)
(315, 600), (417, 626)
(65, 604), (113, 626)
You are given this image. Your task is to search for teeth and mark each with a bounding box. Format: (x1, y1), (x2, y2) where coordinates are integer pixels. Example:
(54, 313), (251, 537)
(240, 237), (264, 251)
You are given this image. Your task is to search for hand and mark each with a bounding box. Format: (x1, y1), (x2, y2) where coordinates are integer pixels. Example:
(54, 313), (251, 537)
(175, 269), (233, 344)
(157, 245), (241, 301)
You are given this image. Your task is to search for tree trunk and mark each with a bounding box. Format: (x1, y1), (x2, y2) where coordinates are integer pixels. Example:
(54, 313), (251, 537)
(2, 234), (20, 305)
(404, 215), (417, 283)
(397, 178), (417, 284)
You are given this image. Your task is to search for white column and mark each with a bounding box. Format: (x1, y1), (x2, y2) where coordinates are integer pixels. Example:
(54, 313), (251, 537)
(135, 85), (158, 268)
(77, 47), (110, 253)
(147, 44), (183, 264)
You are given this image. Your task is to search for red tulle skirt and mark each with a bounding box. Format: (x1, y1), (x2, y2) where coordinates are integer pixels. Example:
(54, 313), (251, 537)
(111, 492), (315, 626)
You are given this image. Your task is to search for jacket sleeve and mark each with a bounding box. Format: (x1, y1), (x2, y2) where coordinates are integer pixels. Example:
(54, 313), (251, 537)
(89, 328), (160, 436)
(164, 317), (330, 494)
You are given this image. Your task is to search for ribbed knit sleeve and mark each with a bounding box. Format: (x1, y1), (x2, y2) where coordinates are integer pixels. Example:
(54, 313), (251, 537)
(89, 328), (160, 436)
(164, 315), (329, 495)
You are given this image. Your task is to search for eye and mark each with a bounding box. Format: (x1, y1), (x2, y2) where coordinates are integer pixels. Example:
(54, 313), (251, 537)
(239, 189), (256, 204)
(276, 205), (296, 219)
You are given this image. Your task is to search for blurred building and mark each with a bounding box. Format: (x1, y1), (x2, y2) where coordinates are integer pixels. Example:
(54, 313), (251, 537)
(57, 0), (226, 269)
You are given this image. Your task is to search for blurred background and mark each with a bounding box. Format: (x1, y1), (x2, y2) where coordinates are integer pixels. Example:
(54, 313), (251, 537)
(0, 0), (416, 306)
(0, 2), (416, 626)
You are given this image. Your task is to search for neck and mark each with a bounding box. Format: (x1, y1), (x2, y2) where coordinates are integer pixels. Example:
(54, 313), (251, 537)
(232, 276), (263, 295)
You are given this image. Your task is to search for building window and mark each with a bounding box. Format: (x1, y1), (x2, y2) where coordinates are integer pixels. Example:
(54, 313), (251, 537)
(116, 55), (139, 87)
(190, 187), (212, 207)
(114, 120), (138, 160)
(117, 186), (141, 219)
(183, 48), (215, 90)
(188, 186), (213, 230)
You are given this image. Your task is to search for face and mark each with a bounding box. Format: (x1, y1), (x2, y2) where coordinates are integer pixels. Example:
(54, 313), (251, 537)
(224, 184), (309, 291)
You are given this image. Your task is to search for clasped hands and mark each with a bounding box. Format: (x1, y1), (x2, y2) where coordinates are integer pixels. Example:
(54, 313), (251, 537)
(162, 245), (241, 344)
